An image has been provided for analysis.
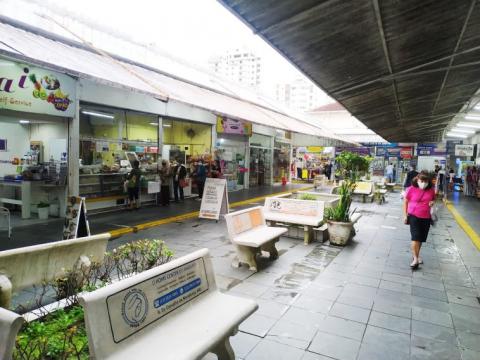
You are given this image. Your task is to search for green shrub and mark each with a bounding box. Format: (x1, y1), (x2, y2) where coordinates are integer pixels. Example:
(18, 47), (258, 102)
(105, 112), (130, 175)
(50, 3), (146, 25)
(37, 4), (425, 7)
(325, 180), (356, 222)
(299, 193), (318, 201)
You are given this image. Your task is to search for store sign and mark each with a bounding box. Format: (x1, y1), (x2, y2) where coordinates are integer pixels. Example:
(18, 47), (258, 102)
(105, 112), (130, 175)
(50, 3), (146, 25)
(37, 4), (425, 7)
(455, 144), (474, 157)
(416, 143), (447, 156)
(216, 116), (252, 136)
(447, 140), (463, 155)
(0, 59), (76, 117)
(199, 178), (229, 220)
(335, 147), (371, 156)
(400, 147), (413, 159)
(306, 146), (323, 153)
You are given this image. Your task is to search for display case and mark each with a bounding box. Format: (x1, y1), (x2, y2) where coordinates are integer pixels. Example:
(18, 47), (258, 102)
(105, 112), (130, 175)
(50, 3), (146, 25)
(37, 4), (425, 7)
(79, 173), (126, 199)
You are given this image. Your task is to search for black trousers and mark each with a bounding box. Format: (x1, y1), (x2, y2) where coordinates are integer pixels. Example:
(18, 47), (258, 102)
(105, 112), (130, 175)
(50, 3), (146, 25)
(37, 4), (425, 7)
(173, 181), (184, 201)
(160, 185), (170, 205)
(197, 180), (205, 199)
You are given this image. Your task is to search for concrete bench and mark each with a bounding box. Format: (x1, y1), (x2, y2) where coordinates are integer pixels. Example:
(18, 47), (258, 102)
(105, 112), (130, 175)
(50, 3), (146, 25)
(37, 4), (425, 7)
(353, 181), (374, 203)
(0, 233), (110, 309)
(374, 189), (388, 204)
(385, 183), (396, 192)
(79, 248), (258, 360)
(263, 197), (324, 245)
(224, 206), (287, 271)
(0, 307), (24, 360)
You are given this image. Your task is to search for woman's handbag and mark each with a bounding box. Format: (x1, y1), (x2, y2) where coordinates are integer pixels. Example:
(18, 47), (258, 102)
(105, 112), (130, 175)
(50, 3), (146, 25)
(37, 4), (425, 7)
(430, 205), (438, 225)
(179, 178), (189, 188)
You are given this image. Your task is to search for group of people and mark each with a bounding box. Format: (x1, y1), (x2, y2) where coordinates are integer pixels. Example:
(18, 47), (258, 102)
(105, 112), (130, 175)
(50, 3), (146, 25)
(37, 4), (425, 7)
(126, 158), (222, 209)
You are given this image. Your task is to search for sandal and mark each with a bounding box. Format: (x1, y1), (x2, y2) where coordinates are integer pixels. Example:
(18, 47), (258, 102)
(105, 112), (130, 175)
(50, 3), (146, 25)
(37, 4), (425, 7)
(410, 260), (419, 269)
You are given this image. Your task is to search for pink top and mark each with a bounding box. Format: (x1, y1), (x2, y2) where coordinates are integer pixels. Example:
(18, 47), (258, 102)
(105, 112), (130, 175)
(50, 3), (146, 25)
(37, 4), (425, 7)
(405, 186), (435, 219)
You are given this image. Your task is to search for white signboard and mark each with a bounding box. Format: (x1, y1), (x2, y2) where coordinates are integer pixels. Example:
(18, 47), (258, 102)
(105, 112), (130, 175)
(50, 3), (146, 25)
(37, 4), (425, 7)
(147, 181), (160, 194)
(455, 144), (474, 157)
(106, 257), (209, 343)
(199, 178), (229, 220)
(0, 58), (76, 117)
(267, 198), (321, 217)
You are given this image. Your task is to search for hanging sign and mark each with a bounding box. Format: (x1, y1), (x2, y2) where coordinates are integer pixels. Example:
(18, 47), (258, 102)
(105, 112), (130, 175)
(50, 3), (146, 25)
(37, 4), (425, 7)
(335, 147), (371, 156)
(0, 58), (76, 117)
(455, 144), (474, 156)
(199, 178), (229, 220)
(63, 196), (91, 239)
(417, 143), (447, 156)
(400, 147), (413, 159)
(216, 116), (252, 136)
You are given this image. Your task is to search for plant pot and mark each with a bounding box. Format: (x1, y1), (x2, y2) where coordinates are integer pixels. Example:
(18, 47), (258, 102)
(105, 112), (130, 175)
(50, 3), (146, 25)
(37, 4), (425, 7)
(38, 207), (49, 220)
(327, 220), (353, 246)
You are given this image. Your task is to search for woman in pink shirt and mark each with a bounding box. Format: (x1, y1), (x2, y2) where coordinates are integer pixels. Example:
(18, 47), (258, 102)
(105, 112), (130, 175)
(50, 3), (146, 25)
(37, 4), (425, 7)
(403, 173), (436, 269)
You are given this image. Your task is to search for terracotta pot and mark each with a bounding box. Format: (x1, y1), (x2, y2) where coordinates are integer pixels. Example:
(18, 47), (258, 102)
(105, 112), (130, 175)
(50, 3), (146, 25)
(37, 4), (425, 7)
(327, 220), (353, 246)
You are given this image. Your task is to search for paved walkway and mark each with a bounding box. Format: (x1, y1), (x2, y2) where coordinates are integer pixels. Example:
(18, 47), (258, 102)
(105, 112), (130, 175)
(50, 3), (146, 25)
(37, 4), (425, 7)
(105, 190), (480, 360)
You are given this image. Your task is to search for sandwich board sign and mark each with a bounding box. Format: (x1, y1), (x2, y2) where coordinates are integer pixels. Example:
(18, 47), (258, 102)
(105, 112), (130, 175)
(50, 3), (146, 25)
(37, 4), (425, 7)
(199, 178), (229, 220)
(63, 196), (91, 239)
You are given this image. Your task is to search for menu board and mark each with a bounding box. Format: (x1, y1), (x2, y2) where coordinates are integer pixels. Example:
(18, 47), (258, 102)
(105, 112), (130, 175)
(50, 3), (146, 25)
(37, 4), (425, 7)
(199, 178), (229, 220)
(63, 196), (91, 239)
(106, 257), (209, 343)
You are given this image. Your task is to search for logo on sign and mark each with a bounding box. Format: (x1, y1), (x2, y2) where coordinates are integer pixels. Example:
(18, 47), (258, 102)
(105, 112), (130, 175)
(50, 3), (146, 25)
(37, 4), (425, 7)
(121, 288), (148, 328)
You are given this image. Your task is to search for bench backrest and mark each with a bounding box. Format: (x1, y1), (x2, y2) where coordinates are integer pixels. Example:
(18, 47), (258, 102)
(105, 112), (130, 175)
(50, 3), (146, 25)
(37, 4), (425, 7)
(353, 181), (373, 195)
(79, 248), (215, 359)
(0, 233), (110, 292)
(224, 206), (266, 238)
(264, 197), (324, 218)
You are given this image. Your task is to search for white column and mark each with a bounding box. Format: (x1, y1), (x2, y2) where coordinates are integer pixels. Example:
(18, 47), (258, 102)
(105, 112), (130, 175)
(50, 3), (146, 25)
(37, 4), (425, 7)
(68, 97), (80, 197)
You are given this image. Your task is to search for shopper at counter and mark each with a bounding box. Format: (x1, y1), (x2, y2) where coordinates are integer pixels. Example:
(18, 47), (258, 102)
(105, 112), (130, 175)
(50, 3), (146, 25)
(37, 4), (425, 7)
(173, 158), (187, 202)
(194, 160), (207, 200)
(126, 160), (142, 210)
(159, 160), (172, 206)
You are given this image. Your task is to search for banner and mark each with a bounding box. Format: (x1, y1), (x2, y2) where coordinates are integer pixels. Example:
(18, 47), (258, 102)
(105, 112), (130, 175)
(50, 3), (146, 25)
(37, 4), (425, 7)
(0, 58), (76, 117)
(335, 147), (371, 156)
(400, 147), (413, 159)
(455, 144), (474, 157)
(417, 143), (447, 156)
(216, 116), (252, 136)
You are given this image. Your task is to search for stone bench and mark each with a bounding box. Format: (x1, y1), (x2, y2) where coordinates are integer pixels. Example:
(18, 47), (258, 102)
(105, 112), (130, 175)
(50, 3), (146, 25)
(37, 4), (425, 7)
(224, 206), (287, 271)
(263, 197), (324, 245)
(79, 248), (258, 360)
(0, 233), (111, 309)
(353, 181), (374, 203)
(0, 307), (23, 360)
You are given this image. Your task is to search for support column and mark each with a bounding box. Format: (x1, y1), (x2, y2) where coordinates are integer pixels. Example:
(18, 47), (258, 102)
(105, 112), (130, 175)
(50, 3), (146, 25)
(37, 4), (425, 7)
(68, 97), (80, 197)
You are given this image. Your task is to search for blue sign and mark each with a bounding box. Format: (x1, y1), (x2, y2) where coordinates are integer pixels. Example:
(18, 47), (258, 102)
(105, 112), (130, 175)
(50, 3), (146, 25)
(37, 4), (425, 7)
(0, 139), (6, 151)
(154, 278), (201, 308)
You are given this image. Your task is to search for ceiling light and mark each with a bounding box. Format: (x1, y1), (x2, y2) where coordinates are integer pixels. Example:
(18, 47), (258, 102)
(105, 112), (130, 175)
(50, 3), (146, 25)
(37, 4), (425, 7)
(81, 110), (115, 119)
(465, 115), (480, 121)
(446, 133), (468, 138)
(19, 120), (30, 124)
(451, 128), (475, 134)
(457, 122), (480, 128)
(149, 122), (158, 126)
(162, 124), (171, 127)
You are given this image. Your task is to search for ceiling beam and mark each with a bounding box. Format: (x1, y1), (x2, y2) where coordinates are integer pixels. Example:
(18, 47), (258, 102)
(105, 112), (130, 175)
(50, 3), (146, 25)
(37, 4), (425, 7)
(431, 0), (476, 115)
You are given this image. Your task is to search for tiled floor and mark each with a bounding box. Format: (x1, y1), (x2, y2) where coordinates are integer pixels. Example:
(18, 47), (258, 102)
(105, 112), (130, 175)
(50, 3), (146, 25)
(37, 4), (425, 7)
(12, 189), (480, 359)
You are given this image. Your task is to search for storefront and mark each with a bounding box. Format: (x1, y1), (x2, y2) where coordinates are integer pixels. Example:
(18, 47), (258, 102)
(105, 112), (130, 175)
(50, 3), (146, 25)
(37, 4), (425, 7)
(0, 58), (75, 221)
(215, 116), (250, 191)
(293, 146), (334, 180)
(249, 133), (273, 187)
(273, 131), (292, 184)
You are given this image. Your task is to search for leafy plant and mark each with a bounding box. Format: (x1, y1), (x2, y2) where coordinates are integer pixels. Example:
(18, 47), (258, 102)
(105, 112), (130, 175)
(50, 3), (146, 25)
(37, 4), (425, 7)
(325, 180), (356, 222)
(335, 151), (372, 181)
(37, 202), (49, 208)
(299, 193), (318, 201)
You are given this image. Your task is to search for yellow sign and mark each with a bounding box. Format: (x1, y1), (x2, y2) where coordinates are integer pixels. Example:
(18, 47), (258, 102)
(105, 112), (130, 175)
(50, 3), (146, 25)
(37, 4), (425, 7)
(307, 146), (324, 153)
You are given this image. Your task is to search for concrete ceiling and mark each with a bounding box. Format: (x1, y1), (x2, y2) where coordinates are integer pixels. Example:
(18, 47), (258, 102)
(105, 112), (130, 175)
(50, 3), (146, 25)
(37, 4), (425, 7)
(218, 0), (480, 142)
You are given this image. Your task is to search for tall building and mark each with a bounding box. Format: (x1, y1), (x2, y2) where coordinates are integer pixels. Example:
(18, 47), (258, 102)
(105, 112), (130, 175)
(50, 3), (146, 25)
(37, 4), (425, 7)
(275, 77), (328, 112)
(209, 48), (262, 88)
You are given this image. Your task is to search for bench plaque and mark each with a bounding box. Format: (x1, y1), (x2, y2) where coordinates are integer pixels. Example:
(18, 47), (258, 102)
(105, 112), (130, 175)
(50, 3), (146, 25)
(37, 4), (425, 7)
(106, 257), (209, 343)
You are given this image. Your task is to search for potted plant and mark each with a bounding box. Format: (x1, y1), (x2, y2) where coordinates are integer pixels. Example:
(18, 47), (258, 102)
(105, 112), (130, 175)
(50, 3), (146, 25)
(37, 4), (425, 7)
(325, 180), (356, 246)
(335, 151), (372, 181)
(37, 201), (49, 220)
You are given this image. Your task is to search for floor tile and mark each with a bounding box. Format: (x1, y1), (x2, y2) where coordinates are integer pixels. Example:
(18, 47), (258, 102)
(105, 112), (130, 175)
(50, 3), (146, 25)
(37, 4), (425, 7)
(301, 352), (334, 360)
(336, 293), (374, 310)
(357, 342), (409, 360)
(379, 280), (412, 294)
(239, 313), (278, 337)
(349, 274), (381, 288)
(412, 278), (445, 291)
(411, 306), (453, 328)
(363, 325), (410, 355)
(329, 302), (371, 323)
(315, 315), (366, 341)
(457, 330), (480, 352)
(231, 281), (270, 298)
(254, 299), (290, 319)
(231, 332), (262, 358)
(368, 311), (411, 334)
(245, 339), (305, 360)
(412, 286), (447, 302)
(292, 295), (333, 314)
(281, 307), (326, 328)
(411, 320), (456, 344)
(266, 319), (318, 350)
(372, 298), (411, 318)
(460, 348), (480, 360)
(410, 336), (462, 360)
(308, 331), (361, 360)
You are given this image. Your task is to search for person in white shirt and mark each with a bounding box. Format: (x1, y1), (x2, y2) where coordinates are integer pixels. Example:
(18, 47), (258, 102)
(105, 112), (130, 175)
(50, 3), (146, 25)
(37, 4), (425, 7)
(386, 163), (394, 183)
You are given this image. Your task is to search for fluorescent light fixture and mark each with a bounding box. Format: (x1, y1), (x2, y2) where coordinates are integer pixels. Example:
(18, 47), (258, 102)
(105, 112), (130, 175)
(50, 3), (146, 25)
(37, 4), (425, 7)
(81, 110), (115, 119)
(457, 122), (480, 128)
(19, 120), (30, 124)
(149, 122), (158, 126)
(162, 124), (172, 127)
(446, 133), (468, 138)
(451, 128), (474, 134)
(465, 115), (480, 121)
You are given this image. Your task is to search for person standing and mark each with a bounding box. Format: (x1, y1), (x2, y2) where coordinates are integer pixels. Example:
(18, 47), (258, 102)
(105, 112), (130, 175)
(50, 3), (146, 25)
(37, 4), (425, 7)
(448, 167), (455, 192)
(386, 163), (394, 183)
(126, 160), (142, 210)
(195, 160), (207, 200)
(403, 165), (418, 189)
(173, 158), (187, 202)
(159, 160), (172, 206)
(295, 157), (304, 179)
(403, 173), (436, 269)
(325, 161), (332, 180)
